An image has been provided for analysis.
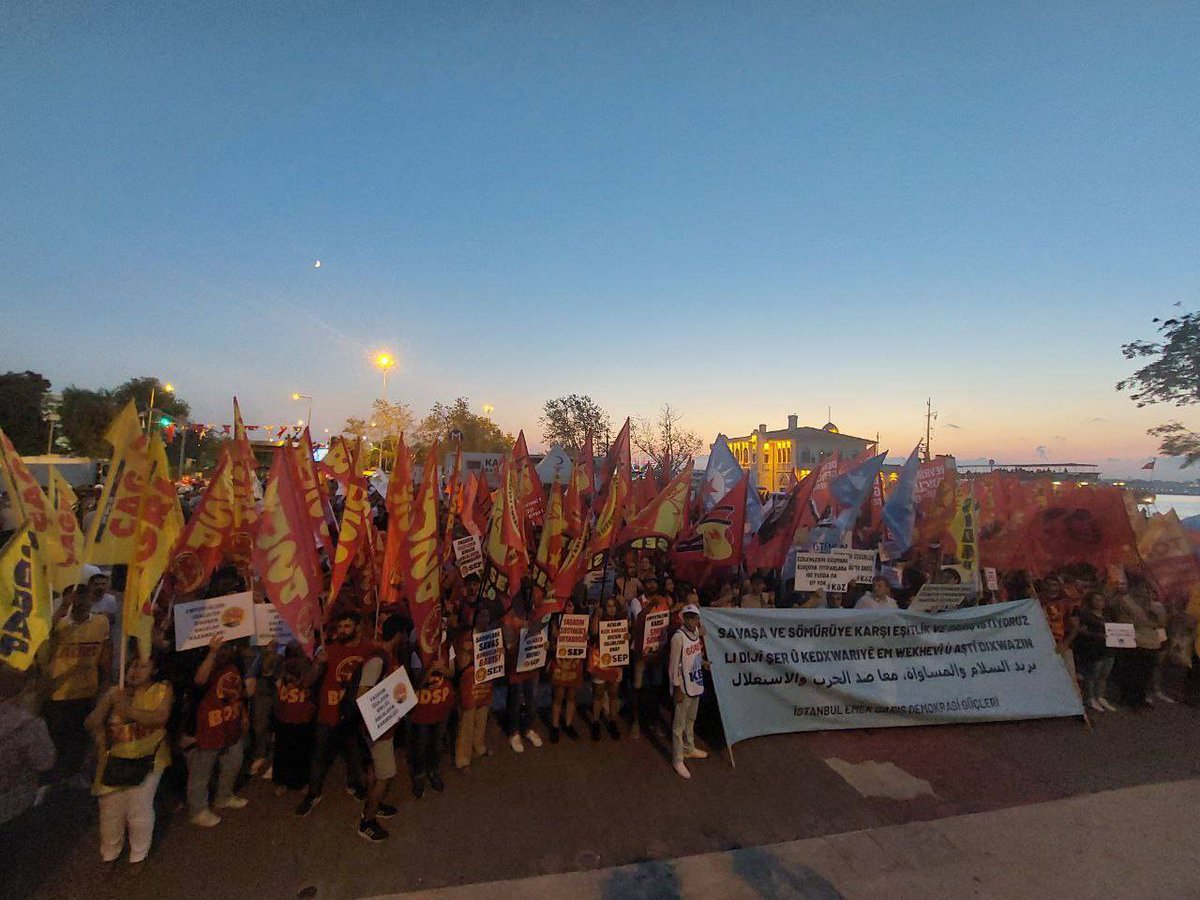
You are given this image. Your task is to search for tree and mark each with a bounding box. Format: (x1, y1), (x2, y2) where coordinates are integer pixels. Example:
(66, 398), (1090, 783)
(1119, 309), (1200, 465)
(58, 387), (117, 458)
(539, 394), (612, 455)
(632, 403), (702, 477)
(414, 397), (514, 457)
(112, 377), (190, 424)
(0, 371), (52, 454)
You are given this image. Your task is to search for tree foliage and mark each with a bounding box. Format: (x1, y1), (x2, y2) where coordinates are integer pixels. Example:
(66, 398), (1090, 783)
(0, 371), (52, 454)
(539, 394), (612, 455)
(1119, 309), (1200, 466)
(57, 377), (193, 461)
(414, 397), (513, 457)
(632, 403), (701, 477)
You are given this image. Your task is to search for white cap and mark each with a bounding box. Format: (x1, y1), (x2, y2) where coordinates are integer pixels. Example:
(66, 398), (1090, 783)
(682, 604), (701, 617)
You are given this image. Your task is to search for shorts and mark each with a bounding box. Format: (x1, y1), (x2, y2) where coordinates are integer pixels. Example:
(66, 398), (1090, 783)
(369, 736), (396, 780)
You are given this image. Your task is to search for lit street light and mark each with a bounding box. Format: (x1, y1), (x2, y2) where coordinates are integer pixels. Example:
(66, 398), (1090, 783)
(375, 352), (396, 401)
(291, 392), (313, 429)
(146, 381), (174, 436)
(482, 403), (494, 417)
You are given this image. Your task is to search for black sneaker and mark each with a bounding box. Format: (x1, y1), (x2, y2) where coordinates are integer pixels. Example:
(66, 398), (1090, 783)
(607, 721), (621, 741)
(358, 818), (389, 842)
(591, 722), (601, 741)
(376, 804), (398, 819)
(549, 726), (560, 744)
(563, 724), (580, 741)
(429, 772), (445, 793)
(412, 780), (425, 799)
(294, 793), (322, 817)
(346, 786), (366, 802)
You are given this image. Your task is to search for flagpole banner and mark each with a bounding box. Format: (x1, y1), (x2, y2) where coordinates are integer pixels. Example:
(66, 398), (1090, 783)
(700, 599), (1082, 746)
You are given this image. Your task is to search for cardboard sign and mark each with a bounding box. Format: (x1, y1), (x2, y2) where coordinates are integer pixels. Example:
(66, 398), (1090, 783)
(515, 626), (548, 673)
(908, 583), (972, 614)
(453, 535), (484, 577)
(983, 567), (999, 592)
(473, 627), (505, 683)
(598, 619), (630, 668)
(1105, 623), (1136, 649)
(356, 665), (417, 741)
(794, 551), (850, 592)
(173, 591), (255, 651)
(253, 603), (295, 646)
(642, 610), (670, 655)
(837, 549), (878, 585)
(556, 613), (589, 659)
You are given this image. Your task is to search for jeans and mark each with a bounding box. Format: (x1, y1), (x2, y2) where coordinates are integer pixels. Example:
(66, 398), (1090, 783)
(1080, 654), (1114, 703)
(186, 741), (243, 816)
(250, 687), (274, 762)
(672, 694), (700, 763)
(308, 721), (365, 796)
(43, 698), (93, 780)
(98, 770), (162, 862)
(410, 721), (447, 781)
(505, 679), (537, 736)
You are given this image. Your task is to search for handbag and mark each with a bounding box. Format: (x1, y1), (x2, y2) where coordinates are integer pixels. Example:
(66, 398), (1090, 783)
(100, 747), (159, 788)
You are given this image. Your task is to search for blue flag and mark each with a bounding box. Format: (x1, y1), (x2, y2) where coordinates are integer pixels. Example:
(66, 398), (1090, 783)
(882, 444), (921, 558)
(702, 435), (745, 512)
(744, 477), (765, 539)
(827, 452), (886, 542)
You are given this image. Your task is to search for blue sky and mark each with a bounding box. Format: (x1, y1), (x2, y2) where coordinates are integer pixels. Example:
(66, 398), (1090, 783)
(2, 3), (1197, 473)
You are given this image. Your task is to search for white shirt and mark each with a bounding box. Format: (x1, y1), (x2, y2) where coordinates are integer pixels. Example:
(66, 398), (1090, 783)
(669, 627), (705, 697)
(855, 594), (898, 611)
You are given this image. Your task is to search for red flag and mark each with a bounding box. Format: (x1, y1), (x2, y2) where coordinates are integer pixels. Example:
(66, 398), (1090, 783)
(168, 453), (237, 592)
(512, 431), (546, 526)
(480, 457), (528, 606)
(587, 419), (632, 567)
(253, 447), (322, 656)
(380, 435), (413, 608)
(318, 436), (355, 487)
(329, 475), (370, 603)
(1017, 484), (1140, 579)
(745, 471), (816, 572)
(531, 483), (568, 618)
(1142, 460), (1156, 471)
(573, 432), (596, 510)
(673, 480), (747, 583)
(405, 446), (443, 661)
(442, 443), (464, 560)
(617, 461), (693, 551)
(295, 428), (336, 557)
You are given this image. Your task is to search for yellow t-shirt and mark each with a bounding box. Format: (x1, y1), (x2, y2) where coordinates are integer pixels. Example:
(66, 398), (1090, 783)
(93, 681), (173, 796)
(48, 614), (110, 701)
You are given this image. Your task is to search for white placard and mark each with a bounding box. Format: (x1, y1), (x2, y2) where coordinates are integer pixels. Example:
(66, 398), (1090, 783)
(473, 627), (505, 683)
(836, 549), (878, 585)
(641, 609), (670, 655)
(515, 626), (548, 673)
(253, 603), (295, 646)
(556, 614), (589, 659)
(983, 567), (999, 592)
(453, 535), (483, 577)
(173, 591), (255, 651)
(794, 551), (851, 592)
(356, 665), (417, 741)
(598, 619), (630, 667)
(1105, 623), (1136, 649)
(908, 583), (973, 614)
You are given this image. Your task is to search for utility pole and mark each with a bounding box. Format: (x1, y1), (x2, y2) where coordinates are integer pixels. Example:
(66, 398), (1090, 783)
(924, 397), (933, 463)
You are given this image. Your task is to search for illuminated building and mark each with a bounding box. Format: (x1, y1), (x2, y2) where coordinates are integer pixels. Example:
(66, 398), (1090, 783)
(725, 414), (874, 491)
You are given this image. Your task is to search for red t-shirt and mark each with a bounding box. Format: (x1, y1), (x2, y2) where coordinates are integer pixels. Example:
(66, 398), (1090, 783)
(317, 640), (373, 726)
(274, 680), (315, 725)
(410, 670), (456, 725)
(195, 663), (246, 750)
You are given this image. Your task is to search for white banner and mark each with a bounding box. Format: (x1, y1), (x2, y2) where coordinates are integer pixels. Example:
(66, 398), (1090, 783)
(173, 591), (255, 651)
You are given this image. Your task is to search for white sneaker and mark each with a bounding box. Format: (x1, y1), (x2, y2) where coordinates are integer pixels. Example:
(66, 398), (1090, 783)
(509, 734), (524, 753)
(261, 765), (273, 780)
(214, 795), (249, 810)
(1089, 699), (1105, 713)
(189, 809), (222, 828)
(673, 760), (691, 780)
(1157, 692), (1176, 704)
(1099, 699), (1117, 712)
(685, 748), (708, 759)
(524, 730), (543, 748)
(249, 758), (264, 776)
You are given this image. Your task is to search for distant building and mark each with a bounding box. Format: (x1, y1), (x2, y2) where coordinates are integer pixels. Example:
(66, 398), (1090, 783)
(726, 414), (874, 492)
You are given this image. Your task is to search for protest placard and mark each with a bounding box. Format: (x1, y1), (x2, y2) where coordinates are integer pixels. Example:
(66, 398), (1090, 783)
(794, 551), (851, 592)
(598, 619), (629, 667)
(642, 609), (670, 655)
(473, 626), (505, 683)
(908, 583), (972, 614)
(174, 591), (255, 651)
(253, 603), (295, 646)
(516, 626), (548, 672)
(1105, 623), (1136, 649)
(356, 665), (417, 741)
(984, 567), (1000, 592)
(453, 535), (483, 577)
(836, 549), (878, 585)
(556, 613), (589, 659)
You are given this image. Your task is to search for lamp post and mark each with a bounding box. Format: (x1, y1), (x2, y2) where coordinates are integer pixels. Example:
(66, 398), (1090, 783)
(291, 392), (313, 429)
(146, 381), (174, 435)
(482, 403), (494, 418)
(374, 352), (396, 402)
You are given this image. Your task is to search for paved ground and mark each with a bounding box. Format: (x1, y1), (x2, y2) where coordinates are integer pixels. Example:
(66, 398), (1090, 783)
(7, 681), (1200, 900)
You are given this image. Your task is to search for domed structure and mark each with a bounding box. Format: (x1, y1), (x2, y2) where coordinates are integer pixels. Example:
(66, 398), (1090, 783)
(821, 421), (839, 434)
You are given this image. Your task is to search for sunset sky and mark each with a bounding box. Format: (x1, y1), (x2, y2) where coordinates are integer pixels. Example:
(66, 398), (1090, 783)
(2, 4), (1195, 476)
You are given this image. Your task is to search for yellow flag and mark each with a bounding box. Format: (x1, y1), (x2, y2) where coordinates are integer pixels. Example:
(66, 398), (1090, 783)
(86, 401), (152, 565)
(124, 436), (183, 656)
(47, 468), (84, 591)
(0, 524), (53, 671)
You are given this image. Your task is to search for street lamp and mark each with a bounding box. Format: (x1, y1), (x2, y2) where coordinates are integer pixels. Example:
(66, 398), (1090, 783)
(146, 381), (174, 435)
(482, 403), (494, 417)
(291, 392), (313, 429)
(374, 352), (396, 402)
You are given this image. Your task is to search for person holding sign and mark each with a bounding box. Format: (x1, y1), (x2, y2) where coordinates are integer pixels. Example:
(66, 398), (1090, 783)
(185, 635), (252, 827)
(668, 604), (708, 780)
(1074, 591), (1116, 713)
(453, 607), (496, 772)
(630, 574), (671, 741)
(354, 614), (409, 842)
(547, 590), (587, 743)
(85, 654), (172, 866)
(502, 592), (545, 753)
(588, 595), (625, 741)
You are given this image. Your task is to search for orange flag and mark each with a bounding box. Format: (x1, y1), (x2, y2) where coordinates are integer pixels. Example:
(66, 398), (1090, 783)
(380, 435), (413, 608)
(169, 452), (237, 592)
(329, 475), (370, 603)
(573, 432), (595, 511)
(253, 446), (322, 655)
(480, 457), (527, 606)
(617, 460), (694, 551)
(405, 445), (443, 662)
(512, 431), (546, 526)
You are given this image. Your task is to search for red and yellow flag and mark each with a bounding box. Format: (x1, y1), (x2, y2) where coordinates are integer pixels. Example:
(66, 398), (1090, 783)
(572, 432), (595, 512)
(318, 435), (356, 487)
(481, 457), (527, 606)
(442, 443), (464, 560)
(0, 524), (53, 671)
(0, 429), (58, 545)
(124, 435), (184, 655)
(253, 446), (322, 656)
(85, 402), (152, 565)
(405, 445), (443, 661)
(168, 452), (237, 592)
(531, 483), (568, 618)
(295, 428), (335, 557)
(329, 474), (370, 603)
(617, 461), (693, 551)
(587, 419), (632, 567)
(380, 435), (413, 608)
(512, 431), (545, 527)
(47, 469), (83, 591)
